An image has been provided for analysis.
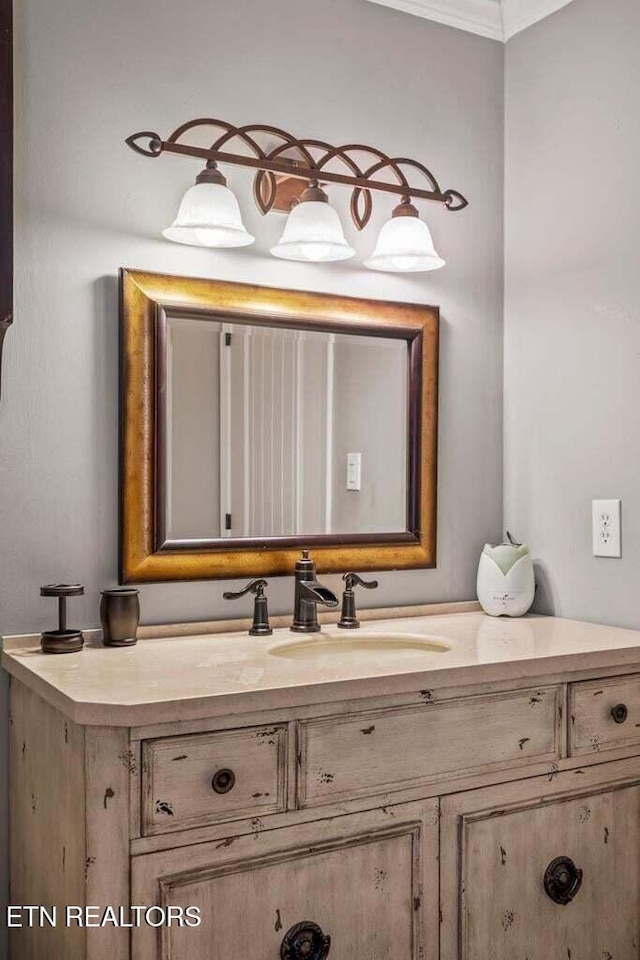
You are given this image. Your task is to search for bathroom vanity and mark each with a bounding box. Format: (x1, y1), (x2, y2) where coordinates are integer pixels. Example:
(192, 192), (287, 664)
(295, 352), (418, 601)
(4, 607), (640, 960)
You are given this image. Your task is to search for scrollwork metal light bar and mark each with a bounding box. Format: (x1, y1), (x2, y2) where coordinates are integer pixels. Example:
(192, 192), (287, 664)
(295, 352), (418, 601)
(126, 117), (468, 231)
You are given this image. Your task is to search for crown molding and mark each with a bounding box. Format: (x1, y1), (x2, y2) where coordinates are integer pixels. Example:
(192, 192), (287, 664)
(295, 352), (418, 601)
(365, 0), (503, 41)
(501, 0), (577, 39)
(365, 0), (578, 42)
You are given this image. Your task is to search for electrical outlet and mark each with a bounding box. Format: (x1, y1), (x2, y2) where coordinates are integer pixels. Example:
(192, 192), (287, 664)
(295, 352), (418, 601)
(592, 499), (622, 558)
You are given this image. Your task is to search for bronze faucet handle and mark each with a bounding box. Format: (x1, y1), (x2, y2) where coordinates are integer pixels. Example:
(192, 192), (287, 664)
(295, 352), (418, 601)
(338, 573), (379, 629)
(342, 572), (379, 591)
(223, 579), (268, 601)
(223, 579), (272, 637)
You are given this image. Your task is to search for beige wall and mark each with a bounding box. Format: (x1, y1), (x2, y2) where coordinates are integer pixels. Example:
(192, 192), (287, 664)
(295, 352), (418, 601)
(504, 0), (640, 628)
(0, 0), (505, 934)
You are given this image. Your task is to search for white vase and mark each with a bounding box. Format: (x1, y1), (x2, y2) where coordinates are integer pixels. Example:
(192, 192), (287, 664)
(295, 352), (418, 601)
(476, 542), (535, 617)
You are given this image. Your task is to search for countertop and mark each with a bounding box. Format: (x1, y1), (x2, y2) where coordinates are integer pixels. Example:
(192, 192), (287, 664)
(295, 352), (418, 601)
(3, 610), (640, 727)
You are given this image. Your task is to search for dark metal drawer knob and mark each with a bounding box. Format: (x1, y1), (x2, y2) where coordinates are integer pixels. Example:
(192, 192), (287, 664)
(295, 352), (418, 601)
(611, 703), (629, 724)
(543, 856), (583, 905)
(211, 768), (236, 794)
(280, 921), (331, 960)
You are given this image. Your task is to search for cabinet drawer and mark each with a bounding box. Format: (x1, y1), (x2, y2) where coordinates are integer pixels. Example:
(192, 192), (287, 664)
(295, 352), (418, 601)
(569, 674), (640, 756)
(141, 724), (288, 835)
(299, 686), (562, 807)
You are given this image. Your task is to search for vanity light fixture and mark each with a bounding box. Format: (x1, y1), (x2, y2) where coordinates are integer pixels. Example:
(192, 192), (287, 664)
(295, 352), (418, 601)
(163, 160), (254, 248)
(270, 180), (355, 262)
(126, 117), (468, 269)
(365, 197), (445, 272)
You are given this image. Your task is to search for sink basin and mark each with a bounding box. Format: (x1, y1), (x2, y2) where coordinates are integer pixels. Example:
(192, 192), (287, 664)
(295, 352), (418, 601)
(268, 632), (451, 662)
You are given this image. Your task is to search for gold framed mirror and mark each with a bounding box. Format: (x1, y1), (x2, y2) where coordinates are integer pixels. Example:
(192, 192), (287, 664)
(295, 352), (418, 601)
(119, 269), (439, 582)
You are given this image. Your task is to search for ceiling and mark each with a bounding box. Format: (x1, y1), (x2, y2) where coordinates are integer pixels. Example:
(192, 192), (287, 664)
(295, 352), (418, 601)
(364, 0), (578, 41)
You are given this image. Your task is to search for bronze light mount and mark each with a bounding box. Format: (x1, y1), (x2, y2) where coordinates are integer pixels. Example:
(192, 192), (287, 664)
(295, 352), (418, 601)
(126, 117), (469, 230)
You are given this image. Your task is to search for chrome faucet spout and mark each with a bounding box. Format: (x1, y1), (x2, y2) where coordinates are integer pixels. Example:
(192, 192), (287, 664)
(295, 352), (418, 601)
(291, 550), (339, 633)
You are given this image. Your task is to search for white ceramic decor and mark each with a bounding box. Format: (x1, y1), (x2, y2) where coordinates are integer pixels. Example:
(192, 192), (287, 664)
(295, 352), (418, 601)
(477, 542), (535, 617)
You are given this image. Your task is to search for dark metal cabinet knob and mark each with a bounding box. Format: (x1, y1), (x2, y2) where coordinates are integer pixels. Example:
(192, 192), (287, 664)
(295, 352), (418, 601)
(280, 921), (331, 960)
(543, 856), (583, 905)
(211, 768), (236, 795)
(611, 703), (629, 724)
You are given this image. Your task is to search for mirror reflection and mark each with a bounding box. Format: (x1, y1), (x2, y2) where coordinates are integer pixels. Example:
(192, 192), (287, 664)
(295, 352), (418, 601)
(164, 316), (409, 541)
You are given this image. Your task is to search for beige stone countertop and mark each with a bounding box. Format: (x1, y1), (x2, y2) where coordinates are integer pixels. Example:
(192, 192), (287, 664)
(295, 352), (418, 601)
(3, 609), (640, 727)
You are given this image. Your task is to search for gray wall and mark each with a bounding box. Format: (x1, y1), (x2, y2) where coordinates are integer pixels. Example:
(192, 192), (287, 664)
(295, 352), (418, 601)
(0, 0), (505, 939)
(169, 319), (221, 540)
(332, 337), (407, 533)
(504, 0), (640, 628)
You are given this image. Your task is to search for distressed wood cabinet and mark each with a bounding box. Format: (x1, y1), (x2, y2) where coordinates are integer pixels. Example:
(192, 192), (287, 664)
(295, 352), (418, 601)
(8, 658), (640, 959)
(132, 800), (439, 960)
(440, 762), (640, 959)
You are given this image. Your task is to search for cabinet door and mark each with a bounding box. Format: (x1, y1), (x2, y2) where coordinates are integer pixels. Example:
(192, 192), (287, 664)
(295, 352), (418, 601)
(440, 758), (640, 960)
(132, 799), (438, 960)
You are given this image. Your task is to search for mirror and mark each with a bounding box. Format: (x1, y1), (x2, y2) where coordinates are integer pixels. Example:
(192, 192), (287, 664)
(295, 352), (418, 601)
(120, 271), (438, 582)
(163, 317), (408, 541)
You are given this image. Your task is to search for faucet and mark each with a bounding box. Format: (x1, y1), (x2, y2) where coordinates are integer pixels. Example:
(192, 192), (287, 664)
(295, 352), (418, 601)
(291, 550), (339, 633)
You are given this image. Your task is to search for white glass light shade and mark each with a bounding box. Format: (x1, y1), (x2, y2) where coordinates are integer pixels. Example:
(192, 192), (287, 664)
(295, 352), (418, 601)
(163, 182), (254, 248)
(270, 201), (355, 262)
(365, 214), (445, 272)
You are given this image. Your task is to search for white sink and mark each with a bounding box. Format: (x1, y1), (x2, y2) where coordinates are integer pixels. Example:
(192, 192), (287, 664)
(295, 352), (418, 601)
(268, 632), (451, 662)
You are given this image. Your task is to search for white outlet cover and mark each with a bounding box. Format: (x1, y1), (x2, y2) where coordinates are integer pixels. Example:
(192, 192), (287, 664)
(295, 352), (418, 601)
(592, 499), (622, 558)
